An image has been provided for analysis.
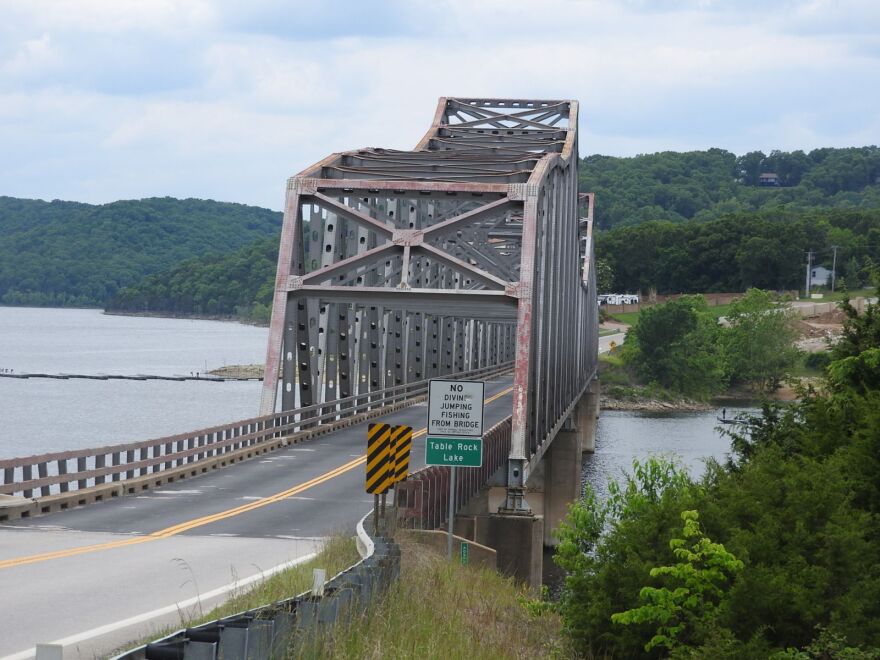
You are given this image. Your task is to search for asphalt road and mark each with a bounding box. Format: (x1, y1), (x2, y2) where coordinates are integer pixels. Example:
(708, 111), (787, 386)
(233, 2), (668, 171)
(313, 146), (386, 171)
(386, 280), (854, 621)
(0, 376), (514, 659)
(599, 331), (626, 354)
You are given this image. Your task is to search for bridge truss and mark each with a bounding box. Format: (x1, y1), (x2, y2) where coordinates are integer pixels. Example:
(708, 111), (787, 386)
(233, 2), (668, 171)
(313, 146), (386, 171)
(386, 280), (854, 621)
(261, 97), (597, 507)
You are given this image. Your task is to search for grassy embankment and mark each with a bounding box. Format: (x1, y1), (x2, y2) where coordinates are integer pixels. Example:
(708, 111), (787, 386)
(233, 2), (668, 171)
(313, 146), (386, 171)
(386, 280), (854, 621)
(297, 534), (569, 659)
(122, 534), (566, 658)
(608, 302), (733, 327)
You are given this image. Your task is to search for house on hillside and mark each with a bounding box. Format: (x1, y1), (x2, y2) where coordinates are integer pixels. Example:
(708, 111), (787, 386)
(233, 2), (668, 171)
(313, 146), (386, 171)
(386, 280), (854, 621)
(810, 266), (832, 288)
(758, 172), (780, 186)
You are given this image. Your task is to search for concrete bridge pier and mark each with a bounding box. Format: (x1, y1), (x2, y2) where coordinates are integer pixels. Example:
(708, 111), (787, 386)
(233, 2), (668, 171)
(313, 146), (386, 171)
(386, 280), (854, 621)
(532, 377), (600, 546)
(459, 378), (600, 590)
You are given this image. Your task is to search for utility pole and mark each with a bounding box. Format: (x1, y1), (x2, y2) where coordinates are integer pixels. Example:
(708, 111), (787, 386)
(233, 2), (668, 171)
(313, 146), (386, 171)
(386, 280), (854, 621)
(831, 245), (839, 292)
(806, 249), (813, 298)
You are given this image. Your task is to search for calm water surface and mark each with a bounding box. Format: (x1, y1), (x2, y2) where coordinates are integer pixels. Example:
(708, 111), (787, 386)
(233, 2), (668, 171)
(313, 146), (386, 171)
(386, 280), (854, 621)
(1, 307), (750, 476)
(583, 408), (751, 496)
(0, 307), (268, 458)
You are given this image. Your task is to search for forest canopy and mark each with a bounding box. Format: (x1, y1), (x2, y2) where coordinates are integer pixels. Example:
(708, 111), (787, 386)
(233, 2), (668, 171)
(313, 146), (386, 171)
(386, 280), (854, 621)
(3, 145), (878, 319)
(595, 208), (880, 294)
(581, 146), (880, 230)
(0, 196), (281, 308)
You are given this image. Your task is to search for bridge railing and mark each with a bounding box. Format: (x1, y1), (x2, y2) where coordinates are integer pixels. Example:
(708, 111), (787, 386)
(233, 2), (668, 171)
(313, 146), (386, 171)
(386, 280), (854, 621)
(0, 362), (513, 501)
(396, 416), (512, 530)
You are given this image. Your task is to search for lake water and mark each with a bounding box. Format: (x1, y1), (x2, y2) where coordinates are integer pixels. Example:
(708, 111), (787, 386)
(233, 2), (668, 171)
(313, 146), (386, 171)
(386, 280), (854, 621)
(0, 307), (268, 458)
(584, 408), (747, 496)
(1, 307), (747, 478)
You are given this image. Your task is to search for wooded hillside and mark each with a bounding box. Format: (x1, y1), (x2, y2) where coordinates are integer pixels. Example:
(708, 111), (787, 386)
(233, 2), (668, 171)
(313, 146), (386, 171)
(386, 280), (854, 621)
(5, 145), (878, 318)
(0, 196), (282, 307)
(582, 146), (880, 229)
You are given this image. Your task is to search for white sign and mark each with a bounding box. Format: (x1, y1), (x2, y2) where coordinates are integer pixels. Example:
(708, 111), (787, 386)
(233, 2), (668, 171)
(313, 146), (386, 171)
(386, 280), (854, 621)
(428, 379), (485, 437)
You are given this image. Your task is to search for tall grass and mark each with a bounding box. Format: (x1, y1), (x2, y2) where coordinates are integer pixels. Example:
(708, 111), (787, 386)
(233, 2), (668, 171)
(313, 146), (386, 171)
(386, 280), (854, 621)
(294, 534), (571, 659)
(199, 535), (360, 623)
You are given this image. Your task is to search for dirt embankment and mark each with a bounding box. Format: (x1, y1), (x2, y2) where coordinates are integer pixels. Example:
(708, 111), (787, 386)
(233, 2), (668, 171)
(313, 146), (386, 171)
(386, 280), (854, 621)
(600, 395), (712, 412)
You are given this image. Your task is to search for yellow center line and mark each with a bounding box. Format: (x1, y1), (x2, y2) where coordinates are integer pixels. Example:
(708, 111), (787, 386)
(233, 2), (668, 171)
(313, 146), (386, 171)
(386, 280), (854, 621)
(0, 385), (513, 570)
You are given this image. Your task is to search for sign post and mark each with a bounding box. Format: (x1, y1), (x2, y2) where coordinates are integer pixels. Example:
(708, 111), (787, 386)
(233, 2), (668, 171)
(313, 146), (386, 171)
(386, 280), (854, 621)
(448, 465), (456, 560)
(426, 379), (485, 560)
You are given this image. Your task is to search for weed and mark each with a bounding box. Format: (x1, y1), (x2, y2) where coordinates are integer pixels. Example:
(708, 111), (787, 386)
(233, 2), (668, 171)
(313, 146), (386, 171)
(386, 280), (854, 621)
(295, 534), (573, 659)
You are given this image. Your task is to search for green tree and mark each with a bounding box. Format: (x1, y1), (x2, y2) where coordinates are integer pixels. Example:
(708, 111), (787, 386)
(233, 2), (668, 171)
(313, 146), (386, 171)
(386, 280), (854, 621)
(736, 150), (767, 185)
(831, 298), (880, 361)
(555, 457), (700, 658)
(844, 256), (863, 289)
(722, 288), (799, 393)
(556, 299), (880, 658)
(612, 510), (743, 653)
(622, 295), (726, 397)
(596, 258), (615, 293)
(0, 196), (281, 308)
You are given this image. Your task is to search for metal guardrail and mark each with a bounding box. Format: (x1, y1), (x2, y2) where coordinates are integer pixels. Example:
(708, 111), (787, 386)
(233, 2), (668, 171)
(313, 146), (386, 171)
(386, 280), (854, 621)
(0, 362), (513, 501)
(109, 512), (400, 660)
(396, 416), (512, 530)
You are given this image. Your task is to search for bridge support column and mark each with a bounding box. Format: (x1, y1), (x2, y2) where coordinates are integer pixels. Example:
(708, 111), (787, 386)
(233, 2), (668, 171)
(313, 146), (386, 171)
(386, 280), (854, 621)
(527, 378), (600, 547)
(581, 378), (600, 454)
(487, 513), (543, 593)
(542, 421), (583, 546)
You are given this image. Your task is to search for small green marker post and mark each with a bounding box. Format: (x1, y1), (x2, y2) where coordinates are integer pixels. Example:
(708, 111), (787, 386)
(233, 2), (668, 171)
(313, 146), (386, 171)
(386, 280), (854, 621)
(460, 541), (469, 566)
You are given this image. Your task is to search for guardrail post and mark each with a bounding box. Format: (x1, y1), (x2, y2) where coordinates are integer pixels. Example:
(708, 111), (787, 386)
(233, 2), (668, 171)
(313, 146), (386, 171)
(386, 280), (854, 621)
(22, 464), (32, 498)
(77, 457), (87, 490)
(38, 461), (50, 497)
(57, 459), (68, 493)
(35, 643), (63, 660)
(95, 454), (105, 484)
(111, 451), (121, 481)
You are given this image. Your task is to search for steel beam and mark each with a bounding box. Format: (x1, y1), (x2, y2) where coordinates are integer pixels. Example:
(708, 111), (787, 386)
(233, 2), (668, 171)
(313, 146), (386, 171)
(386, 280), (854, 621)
(261, 98), (597, 515)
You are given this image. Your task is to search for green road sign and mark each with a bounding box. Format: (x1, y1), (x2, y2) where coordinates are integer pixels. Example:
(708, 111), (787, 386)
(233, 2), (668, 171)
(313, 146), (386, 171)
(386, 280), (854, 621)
(460, 541), (469, 566)
(425, 437), (483, 467)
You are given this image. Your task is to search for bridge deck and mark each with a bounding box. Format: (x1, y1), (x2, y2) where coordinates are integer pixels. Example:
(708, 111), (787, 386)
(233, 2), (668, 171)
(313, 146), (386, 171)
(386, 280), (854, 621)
(0, 377), (513, 659)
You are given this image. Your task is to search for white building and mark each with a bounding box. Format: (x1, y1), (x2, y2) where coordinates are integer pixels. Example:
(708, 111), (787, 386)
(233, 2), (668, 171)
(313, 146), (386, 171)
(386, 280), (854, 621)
(810, 266), (832, 288)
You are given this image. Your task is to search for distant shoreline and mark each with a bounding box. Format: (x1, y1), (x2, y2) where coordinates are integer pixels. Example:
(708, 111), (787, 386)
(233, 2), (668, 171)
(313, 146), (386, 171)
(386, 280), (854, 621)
(102, 309), (269, 327)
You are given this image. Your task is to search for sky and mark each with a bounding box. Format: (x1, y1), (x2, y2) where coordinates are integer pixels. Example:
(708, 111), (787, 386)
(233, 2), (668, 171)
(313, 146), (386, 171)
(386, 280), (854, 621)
(1, 0), (878, 211)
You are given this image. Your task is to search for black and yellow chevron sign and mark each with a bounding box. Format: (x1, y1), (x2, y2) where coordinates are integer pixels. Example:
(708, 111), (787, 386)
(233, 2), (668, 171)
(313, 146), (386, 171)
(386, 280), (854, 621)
(391, 425), (413, 483)
(366, 423), (393, 494)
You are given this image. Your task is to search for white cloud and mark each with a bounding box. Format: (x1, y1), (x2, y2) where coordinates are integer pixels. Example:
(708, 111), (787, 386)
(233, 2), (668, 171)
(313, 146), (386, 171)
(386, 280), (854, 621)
(0, 0), (877, 209)
(3, 0), (216, 35)
(1, 34), (59, 78)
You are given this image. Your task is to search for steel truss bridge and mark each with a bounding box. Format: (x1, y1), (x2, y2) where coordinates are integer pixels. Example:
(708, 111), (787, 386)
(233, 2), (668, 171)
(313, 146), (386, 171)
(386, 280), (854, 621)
(261, 97), (598, 508)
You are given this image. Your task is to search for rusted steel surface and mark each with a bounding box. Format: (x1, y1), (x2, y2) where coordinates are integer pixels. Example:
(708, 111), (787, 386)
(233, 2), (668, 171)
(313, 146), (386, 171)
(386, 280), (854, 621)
(1, 363), (512, 499)
(261, 98), (597, 511)
(396, 416), (512, 530)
